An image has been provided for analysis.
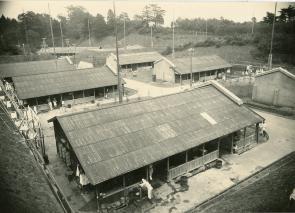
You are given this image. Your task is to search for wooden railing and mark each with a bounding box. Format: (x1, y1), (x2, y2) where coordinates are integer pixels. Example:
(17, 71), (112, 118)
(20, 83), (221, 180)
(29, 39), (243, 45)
(168, 150), (219, 180)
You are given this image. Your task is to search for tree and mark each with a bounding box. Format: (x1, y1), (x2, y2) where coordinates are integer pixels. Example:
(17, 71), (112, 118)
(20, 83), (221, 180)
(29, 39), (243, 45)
(118, 12), (130, 22)
(107, 9), (115, 26)
(263, 12), (278, 23)
(279, 5), (295, 22)
(66, 6), (91, 39)
(149, 4), (165, 27)
(141, 5), (152, 27)
(92, 13), (109, 39)
(134, 4), (165, 28)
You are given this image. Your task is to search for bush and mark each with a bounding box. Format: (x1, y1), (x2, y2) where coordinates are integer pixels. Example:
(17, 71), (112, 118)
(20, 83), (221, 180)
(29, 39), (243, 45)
(175, 42), (193, 51)
(162, 46), (172, 55)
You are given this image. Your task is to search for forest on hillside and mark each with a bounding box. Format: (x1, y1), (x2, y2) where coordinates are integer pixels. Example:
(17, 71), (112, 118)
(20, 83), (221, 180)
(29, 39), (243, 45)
(0, 4), (294, 64)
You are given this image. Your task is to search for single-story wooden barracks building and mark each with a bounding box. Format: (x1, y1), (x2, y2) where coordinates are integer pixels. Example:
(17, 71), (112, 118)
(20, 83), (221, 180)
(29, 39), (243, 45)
(252, 67), (295, 108)
(106, 51), (162, 74)
(12, 66), (121, 112)
(49, 81), (264, 209)
(0, 58), (76, 83)
(154, 55), (232, 84)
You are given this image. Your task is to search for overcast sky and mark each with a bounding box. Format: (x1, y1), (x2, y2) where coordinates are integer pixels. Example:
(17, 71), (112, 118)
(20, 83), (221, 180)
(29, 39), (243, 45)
(0, 1), (294, 26)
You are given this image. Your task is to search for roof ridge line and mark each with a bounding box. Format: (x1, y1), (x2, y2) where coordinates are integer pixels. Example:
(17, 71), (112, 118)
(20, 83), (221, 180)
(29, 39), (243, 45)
(49, 80), (244, 123)
(49, 82), (213, 122)
(210, 80), (243, 105)
(255, 67), (295, 80)
(13, 65), (114, 79)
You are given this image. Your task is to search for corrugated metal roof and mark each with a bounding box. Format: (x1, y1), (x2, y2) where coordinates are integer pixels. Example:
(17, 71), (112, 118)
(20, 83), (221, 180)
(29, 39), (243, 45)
(169, 55), (232, 75)
(111, 51), (162, 65)
(13, 66), (118, 99)
(54, 83), (263, 185)
(0, 58), (75, 78)
(255, 67), (295, 80)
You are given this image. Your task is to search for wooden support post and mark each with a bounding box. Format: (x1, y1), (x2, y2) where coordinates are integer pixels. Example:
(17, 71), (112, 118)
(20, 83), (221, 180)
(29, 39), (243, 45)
(60, 94), (62, 107)
(146, 166), (149, 180)
(94, 89), (96, 99)
(231, 134), (234, 154)
(96, 185), (100, 213)
(123, 175), (126, 205)
(217, 138), (220, 157)
(112, 85), (115, 100)
(103, 87), (105, 99)
(199, 72), (200, 82)
(244, 127), (246, 145)
(202, 144), (205, 156)
(256, 123), (259, 143)
(167, 158), (170, 181)
(180, 75), (182, 85)
(185, 151), (188, 162)
(82, 90), (85, 98)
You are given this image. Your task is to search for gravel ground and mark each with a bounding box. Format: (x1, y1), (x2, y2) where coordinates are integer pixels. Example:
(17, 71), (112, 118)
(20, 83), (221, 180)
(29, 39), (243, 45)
(0, 108), (63, 213)
(194, 152), (295, 213)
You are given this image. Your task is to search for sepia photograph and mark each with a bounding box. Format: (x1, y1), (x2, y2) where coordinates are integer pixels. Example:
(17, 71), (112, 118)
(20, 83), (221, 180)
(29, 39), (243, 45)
(0, 0), (295, 212)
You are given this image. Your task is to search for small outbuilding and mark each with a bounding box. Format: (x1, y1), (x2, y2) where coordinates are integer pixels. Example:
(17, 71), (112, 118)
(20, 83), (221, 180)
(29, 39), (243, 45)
(252, 67), (295, 108)
(106, 51), (162, 74)
(154, 55), (232, 84)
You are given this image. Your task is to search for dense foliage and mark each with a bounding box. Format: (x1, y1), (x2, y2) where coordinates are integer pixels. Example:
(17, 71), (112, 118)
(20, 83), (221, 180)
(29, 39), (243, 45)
(0, 4), (294, 64)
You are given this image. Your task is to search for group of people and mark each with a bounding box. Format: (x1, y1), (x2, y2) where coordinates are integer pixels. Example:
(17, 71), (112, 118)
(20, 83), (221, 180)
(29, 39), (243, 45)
(47, 97), (58, 110)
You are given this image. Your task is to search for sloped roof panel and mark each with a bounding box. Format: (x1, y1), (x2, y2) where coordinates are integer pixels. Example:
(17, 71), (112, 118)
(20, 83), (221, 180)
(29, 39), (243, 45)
(55, 83), (263, 185)
(13, 66), (118, 99)
(0, 58), (75, 78)
(169, 55), (232, 74)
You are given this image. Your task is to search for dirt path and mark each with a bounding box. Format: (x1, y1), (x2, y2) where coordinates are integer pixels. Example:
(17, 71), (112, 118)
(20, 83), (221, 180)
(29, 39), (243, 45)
(190, 152), (295, 212)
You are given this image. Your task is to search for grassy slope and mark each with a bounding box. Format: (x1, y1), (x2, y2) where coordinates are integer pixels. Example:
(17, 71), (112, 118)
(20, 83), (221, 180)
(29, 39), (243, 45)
(0, 108), (63, 213)
(92, 33), (260, 63)
(93, 33), (294, 72)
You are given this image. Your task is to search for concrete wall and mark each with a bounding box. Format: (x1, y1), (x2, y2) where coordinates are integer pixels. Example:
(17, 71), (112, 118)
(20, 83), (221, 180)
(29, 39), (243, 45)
(220, 77), (254, 98)
(252, 72), (295, 108)
(154, 59), (175, 83)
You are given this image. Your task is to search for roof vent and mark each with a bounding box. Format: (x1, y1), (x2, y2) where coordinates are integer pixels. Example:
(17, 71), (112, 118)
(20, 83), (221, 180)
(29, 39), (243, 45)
(201, 112), (217, 125)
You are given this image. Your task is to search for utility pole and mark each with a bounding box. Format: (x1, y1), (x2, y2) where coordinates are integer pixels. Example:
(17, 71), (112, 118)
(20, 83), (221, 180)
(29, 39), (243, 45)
(189, 48), (194, 88)
(150, 24), (153, 48)
(22, 9), (30, 59)
(22, 43), (26, 56)
(88, 18), (91, 47)
(251, 19), (255, 34)
(123, 18), (126, 50)
(268, 2), (277, 70)
(172, 10), (175, 58)
(251, 11), (255, 35)
(59, 22), (64, 47)
(113, 0), (123, 103)
(48, 4), (56, 55)
(205, 19), (208, 39)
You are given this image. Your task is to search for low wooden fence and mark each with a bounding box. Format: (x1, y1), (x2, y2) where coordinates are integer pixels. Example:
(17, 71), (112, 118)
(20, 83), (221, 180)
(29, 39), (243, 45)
(168, 150), (219, 180)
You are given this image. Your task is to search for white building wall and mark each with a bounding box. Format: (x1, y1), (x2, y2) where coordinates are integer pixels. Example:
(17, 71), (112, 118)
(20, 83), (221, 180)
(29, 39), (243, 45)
(154, 59), (175, 83)
(77, 61), (94, 69)
(106, 54), (118, 74)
